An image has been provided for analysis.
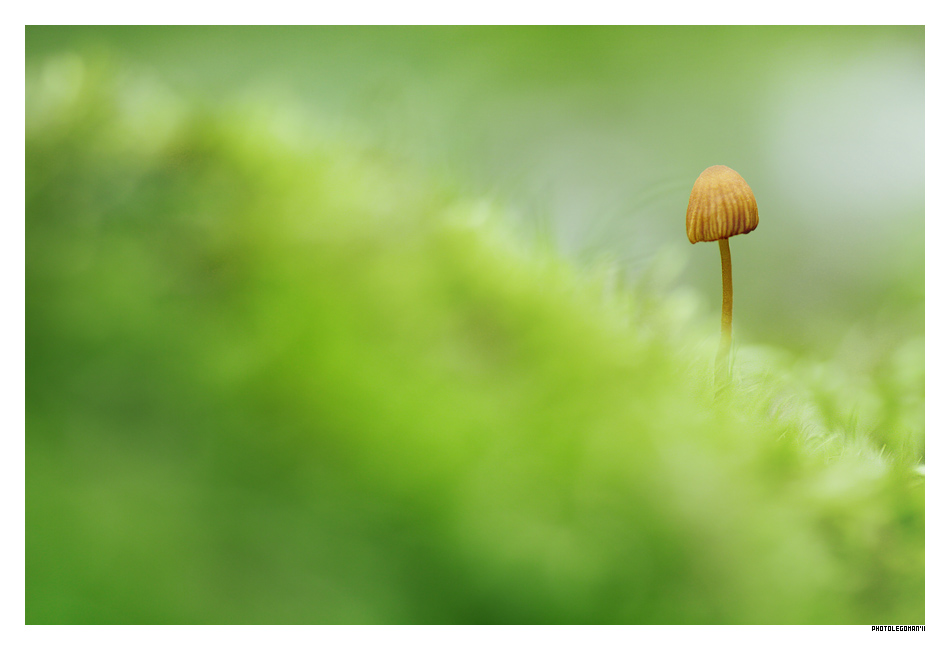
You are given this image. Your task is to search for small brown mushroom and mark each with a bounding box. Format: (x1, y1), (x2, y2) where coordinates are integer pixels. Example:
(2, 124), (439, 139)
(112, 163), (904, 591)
(685, 165), (758, 390)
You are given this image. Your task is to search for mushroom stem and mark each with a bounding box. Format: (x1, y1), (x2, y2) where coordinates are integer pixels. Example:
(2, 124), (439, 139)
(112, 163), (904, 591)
(716, 237), (733, 389)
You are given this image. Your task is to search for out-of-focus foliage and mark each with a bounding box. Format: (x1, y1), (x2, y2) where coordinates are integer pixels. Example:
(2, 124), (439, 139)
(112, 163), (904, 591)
(26, 26), (925, 357)
(26, 55), (923, 624)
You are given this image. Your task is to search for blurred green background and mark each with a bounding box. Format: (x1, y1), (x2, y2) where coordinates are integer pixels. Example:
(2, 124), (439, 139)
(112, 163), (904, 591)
(27, 25), (925, 354)
(26, 26), (924, 624)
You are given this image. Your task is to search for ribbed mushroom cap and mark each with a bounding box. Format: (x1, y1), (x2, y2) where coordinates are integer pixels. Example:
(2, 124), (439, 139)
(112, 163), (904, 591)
(686, 165), (758, 244)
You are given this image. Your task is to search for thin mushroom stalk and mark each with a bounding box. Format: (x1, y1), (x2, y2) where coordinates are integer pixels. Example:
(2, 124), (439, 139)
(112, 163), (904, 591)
(717, 237), (733, 387)
(685, 165), (758, 393)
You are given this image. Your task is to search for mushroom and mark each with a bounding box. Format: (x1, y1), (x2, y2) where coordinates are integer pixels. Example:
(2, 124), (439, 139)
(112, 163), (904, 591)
(685, 165), (758, 390)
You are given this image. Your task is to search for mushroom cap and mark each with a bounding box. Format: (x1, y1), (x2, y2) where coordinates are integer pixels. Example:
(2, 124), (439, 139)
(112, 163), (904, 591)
(686, 165), (758, 244)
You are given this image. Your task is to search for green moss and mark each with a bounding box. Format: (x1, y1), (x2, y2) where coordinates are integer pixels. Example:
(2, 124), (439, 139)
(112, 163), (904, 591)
(26, 56), (923, 624)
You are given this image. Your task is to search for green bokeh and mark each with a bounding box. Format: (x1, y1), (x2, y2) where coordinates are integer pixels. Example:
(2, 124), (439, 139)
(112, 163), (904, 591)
(26, 25), (924, 355)
(26, 27), (923, 624)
